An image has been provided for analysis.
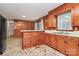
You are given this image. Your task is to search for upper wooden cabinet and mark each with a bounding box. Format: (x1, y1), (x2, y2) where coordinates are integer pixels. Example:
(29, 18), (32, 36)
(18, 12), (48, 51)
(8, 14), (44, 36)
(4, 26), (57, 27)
(43, 15), (56, 30)
(48, 4), (73, 30)
(72, 4), (79, 26)
(43, 15), (48, 30)
(48, 14), (56, 29)
(39, 4), (79, 30)
(48, 4), (79, 30)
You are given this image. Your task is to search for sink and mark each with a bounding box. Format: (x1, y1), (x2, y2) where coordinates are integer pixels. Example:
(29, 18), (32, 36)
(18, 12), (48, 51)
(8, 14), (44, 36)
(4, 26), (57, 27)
(53, 31), (71, 35)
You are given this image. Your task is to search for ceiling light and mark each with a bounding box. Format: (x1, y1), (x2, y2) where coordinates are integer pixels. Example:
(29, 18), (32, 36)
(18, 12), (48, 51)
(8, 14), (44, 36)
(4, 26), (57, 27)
(22, 15), (26, 18)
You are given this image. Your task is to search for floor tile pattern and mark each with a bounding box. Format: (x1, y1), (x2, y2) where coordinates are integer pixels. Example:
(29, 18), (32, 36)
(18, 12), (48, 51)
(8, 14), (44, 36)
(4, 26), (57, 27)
(2, 37), (65, 56)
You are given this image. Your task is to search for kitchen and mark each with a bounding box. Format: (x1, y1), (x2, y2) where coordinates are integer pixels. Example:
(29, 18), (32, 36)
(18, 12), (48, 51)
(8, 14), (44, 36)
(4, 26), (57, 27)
(0, 3), (79, 56)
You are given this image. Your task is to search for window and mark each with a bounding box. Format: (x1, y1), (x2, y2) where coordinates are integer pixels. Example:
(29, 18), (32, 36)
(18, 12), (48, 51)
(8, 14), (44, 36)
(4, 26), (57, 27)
(57, 11), (72, 30)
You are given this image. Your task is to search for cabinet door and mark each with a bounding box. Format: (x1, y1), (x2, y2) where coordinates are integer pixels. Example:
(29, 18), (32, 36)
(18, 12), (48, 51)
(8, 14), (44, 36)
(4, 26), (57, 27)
(33, 32), (39, 46)
(39, 32), (45, 44)
(56, 36), (66, 53)
(45, 34), (50, 46)
(65, 37), (79, 56)
(50, 35), (57, 49)
(33, 36), (39, 46)
(72, 5), (79, 26)
(44, 19), (48, 30)
(48, 14), (56, 28)
(23, 36), (33, 49)
(43, 16), (48, 30)
(22, 33), (33, 49)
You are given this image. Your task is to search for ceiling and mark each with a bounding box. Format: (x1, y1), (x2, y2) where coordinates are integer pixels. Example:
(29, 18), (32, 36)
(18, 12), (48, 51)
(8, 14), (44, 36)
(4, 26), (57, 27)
(0, 3), (63, 21)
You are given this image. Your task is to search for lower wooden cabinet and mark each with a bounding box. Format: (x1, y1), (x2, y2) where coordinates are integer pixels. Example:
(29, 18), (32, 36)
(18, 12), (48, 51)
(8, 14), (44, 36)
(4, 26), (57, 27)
(50, 34), (57, 49)
(22, 31), (45, 49)
(45, 34), (79, 56)
(45, 34), (50, 46)
(22, 32), (33, 49)
(22, 31), (79, 56)
(65, 37), (79, 56)
(56, 36), (66, 53)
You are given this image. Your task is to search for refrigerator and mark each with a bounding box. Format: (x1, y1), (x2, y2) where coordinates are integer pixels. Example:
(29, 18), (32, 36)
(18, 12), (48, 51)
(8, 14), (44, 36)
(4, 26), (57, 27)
(0, 15), (7, 55)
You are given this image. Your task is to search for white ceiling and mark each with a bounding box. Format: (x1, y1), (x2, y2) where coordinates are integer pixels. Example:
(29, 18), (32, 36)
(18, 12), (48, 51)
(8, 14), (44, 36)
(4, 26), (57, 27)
(0, 3), (63, 21)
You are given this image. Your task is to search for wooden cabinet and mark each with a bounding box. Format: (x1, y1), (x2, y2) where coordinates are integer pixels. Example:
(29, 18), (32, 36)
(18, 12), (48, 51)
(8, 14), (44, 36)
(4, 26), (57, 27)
(43, 14), (56, 30)
(45, 34), (50, 46)
(22, 31), (79, 56)
(43, 15), (49, 30)
(22, 32), (33, 49)
(72, 5), (79, 26)
(56, 35), (66, 53)
(22, 31), (45, 49)
(50, 34), (57, 49)
(33, 32), (42, 46)
(45, 33), (79, 56)
(65, 37), (79, 56)
(38, 32), (45, 44)
(48, 14), (56, 29)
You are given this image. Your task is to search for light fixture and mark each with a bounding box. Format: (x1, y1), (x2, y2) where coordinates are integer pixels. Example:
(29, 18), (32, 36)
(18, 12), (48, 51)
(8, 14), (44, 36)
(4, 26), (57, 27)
(22, 15), (26, 18)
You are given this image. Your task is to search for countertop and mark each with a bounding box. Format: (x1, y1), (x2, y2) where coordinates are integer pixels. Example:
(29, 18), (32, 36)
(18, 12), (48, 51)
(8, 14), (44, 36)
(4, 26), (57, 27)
(20, 30), (44, 32)
(20, 30), (79, 37)
(45, 30), (79, 37)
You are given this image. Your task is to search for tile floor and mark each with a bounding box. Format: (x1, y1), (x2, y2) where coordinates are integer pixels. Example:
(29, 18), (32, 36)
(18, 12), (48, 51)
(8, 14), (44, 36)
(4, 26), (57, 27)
(2, 37), (65, 56)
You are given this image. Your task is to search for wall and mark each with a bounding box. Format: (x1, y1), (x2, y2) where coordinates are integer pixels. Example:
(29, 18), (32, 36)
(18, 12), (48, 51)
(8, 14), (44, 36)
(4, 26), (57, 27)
(14, 19), (35, 38)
